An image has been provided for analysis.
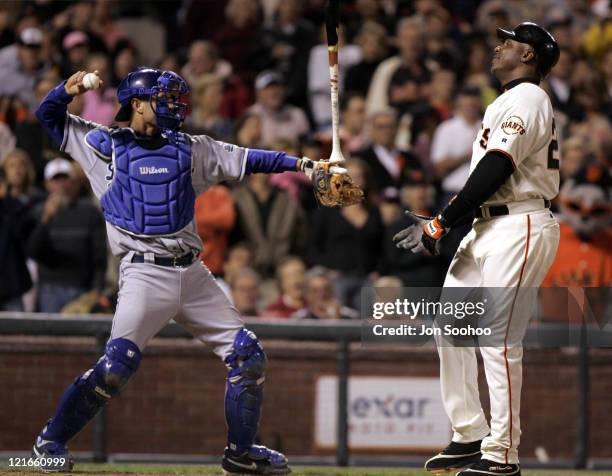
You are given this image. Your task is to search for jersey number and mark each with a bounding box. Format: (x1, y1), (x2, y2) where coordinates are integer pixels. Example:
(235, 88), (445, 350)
(105, 162), (115, 184)
(547, 120), (559, 169)
(479, 128), (490, 149)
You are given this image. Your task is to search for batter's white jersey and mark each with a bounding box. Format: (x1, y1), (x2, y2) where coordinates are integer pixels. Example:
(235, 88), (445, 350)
(437, 81), (561, 464)
(470, 82), (560, 205)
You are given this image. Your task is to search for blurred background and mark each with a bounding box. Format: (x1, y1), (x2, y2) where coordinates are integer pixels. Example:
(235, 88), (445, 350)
(0, 0), (610, 470)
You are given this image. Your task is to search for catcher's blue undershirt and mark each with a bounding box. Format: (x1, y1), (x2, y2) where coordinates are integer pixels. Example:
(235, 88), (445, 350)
(36, 82), (300, 175)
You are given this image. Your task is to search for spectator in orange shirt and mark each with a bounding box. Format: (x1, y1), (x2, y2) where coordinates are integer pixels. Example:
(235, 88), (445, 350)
(194, 185), (236, 276)
(543, 163), (611, 290)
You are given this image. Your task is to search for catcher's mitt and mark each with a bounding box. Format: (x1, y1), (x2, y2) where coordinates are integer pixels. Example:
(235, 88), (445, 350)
(311, 161), (364, 208)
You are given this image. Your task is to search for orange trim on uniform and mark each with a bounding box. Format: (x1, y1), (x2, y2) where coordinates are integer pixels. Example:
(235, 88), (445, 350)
(502, 214), (531, 463)
(489, 148), (517, 170)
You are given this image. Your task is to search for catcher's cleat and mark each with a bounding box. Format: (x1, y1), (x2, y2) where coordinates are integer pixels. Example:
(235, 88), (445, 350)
(222, 445), (291, 475)
(425, 440), (483, 473)
(455, 458), (521, 475)
(32, 435), (74, 472)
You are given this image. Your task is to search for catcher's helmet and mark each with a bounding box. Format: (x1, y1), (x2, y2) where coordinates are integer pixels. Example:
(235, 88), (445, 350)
(496, 22), (560, 78)
(115, 67), (189, 131)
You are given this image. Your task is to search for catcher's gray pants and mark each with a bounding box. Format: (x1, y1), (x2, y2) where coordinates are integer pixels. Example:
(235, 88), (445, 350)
(110, 254), (243, 359)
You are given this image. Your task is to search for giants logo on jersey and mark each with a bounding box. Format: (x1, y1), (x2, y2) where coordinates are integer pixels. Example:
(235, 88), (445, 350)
(501, 115), (526, 135)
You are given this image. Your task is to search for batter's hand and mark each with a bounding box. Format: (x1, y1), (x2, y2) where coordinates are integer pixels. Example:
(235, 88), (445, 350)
(393, 211), (448, 256)
(64, 70), (103, 96)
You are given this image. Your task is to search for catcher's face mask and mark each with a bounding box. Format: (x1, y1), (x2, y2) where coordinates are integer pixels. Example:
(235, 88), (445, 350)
(150, 71), (190, 132)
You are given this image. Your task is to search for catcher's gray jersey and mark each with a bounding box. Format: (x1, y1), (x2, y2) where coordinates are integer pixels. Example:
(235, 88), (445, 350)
(60, 114), (246, 257)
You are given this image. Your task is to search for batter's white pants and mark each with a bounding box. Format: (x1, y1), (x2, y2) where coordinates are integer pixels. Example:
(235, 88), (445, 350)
(437, 209), (559, 464)
(110, 255), (243, 359)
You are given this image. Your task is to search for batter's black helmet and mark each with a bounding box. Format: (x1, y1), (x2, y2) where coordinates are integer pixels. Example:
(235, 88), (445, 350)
(497, 22), (560, 78)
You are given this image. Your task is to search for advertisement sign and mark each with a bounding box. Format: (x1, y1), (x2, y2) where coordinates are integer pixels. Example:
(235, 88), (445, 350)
(315, 376), (451, 450)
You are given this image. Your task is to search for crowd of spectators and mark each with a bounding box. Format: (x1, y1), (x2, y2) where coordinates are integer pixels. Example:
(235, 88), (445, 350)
(0, 0), (610, 318)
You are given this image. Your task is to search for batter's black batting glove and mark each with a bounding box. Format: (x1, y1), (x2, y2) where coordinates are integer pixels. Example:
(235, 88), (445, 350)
(393, 211), (449, 256)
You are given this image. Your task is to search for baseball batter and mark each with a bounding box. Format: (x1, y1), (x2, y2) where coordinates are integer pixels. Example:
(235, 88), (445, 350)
(31, 67), (336, 475)
(394, 23), (561, 475)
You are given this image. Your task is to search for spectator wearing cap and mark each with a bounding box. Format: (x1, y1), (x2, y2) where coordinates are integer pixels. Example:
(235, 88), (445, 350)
(380, 175), (447, 287)
(354, 108), (424, 194)
(26, 159), (107, 313)
(80, 53), (117, 126)
(0, 27), (47, 113)
(308, 159), (384, 311)
(248, 70), (309, 146)
(0, 167), (34, 311)
(60, 30), (90, 78)
(430, 86), (483, 205)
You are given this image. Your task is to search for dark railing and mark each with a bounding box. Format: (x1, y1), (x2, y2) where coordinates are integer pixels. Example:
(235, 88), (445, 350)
(0, 312), (608, 468)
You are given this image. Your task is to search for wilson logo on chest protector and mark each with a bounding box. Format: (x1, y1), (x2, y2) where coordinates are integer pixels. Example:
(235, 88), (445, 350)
(139, 166), (169, 175)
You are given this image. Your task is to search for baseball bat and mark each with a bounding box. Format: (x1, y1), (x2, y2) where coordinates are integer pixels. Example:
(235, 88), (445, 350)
(325, 0), (345, 165)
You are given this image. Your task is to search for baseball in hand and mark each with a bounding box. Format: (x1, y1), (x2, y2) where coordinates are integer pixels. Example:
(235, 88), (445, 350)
(82, 73), (101, 90)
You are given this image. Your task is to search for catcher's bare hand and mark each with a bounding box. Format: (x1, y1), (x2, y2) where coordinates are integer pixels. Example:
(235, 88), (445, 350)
(64, 70), (103, 96)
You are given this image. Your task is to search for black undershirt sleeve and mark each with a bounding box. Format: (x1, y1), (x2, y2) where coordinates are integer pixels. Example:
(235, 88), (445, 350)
(440, 150), (515, 227)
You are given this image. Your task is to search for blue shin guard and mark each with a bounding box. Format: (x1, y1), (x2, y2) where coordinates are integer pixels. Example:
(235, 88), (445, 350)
(40, 338), (141, 444)
(224, 329), (266, 455)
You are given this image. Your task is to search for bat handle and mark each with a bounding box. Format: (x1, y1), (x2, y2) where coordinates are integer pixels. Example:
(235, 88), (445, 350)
(329, 55), (344, 165)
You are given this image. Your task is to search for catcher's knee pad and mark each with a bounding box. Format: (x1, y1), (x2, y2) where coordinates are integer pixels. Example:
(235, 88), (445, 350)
(90, 338), (142, 399)
(225, 328), (266, 390)
(225, 329), (266, 453)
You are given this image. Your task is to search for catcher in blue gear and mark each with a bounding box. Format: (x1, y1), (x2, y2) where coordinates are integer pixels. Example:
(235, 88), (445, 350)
(31, 66), (352, 475)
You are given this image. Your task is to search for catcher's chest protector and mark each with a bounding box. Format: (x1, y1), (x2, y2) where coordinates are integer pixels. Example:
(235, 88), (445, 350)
(100, 129), (195, 236)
